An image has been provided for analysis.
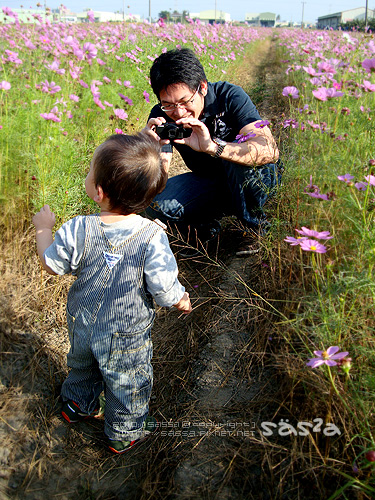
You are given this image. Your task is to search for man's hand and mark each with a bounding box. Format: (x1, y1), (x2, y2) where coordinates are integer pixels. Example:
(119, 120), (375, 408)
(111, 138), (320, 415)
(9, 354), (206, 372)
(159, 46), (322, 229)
(173, 118), (279, 167)
(142, 117), (170, 144)
(142, 117), (173, 173)
(173, 117), (216, 155)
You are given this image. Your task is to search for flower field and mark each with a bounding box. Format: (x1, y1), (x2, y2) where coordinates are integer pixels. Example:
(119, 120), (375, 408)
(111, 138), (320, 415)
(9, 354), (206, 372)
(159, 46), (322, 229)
(1, 8), (375, 498)
(0, 11), (270, 220)
(272, 28), (375, 497)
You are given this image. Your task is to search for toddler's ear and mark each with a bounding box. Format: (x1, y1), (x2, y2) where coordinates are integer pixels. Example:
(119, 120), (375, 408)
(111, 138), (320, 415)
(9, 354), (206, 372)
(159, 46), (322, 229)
(93, 185), (105, 203)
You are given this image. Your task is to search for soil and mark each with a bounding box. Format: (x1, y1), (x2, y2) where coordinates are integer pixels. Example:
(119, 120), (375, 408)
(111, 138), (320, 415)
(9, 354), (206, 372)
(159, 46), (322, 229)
(0, 38), (290, 500)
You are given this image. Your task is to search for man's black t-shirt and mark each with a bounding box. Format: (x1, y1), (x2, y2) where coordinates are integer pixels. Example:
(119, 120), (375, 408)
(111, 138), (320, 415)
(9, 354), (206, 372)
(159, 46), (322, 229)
(148, 81), (261, 177)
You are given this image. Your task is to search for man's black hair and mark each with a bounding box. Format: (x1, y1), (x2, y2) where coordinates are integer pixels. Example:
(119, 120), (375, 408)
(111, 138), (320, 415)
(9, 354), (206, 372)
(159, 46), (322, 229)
(149, 48), (207, 100)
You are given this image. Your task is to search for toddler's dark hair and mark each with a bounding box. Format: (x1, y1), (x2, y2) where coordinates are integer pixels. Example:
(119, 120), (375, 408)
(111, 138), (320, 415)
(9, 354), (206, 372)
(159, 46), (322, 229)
(92, 133), (167, 215)
(150, 48), (206, 99)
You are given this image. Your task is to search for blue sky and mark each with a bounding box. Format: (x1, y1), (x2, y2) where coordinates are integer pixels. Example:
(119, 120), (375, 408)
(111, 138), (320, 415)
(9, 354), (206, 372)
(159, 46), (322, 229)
(0, 0), (371, 24)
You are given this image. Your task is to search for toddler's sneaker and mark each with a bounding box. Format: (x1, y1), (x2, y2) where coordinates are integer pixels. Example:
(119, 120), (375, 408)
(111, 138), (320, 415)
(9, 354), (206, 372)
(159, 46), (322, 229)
(61, 400), (99, 423)
(108, 416), (157, 454)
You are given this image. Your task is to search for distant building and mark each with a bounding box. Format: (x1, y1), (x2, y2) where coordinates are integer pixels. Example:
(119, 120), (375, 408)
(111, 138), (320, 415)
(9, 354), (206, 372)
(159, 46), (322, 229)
(245, 12), (276, 27)
(76, 11), (140, 23)
(0, 7), (141, 24)
(1, 8), (53, 24)
(317, 6), (375, 29)
(190, 10), (231, 24)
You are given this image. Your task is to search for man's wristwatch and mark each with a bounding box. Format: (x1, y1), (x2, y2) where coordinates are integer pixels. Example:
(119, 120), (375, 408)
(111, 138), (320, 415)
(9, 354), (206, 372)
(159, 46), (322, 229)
(211, 137), (227, 158)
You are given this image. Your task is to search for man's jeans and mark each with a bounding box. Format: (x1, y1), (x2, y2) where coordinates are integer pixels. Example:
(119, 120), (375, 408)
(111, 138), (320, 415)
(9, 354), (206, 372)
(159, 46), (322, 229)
(146, 160), (283, 235)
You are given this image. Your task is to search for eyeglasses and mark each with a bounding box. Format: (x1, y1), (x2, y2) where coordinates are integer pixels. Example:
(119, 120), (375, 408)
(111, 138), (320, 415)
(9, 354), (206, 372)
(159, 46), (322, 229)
(159, 86), (200, 112)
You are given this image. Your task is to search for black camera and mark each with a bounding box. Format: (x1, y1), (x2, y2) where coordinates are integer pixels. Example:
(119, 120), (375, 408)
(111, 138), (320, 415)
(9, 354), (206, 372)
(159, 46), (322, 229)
(155, 123), (192, 140)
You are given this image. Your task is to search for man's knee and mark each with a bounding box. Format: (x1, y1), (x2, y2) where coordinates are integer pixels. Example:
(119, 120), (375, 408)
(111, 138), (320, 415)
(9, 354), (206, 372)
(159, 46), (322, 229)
(146, 199), (184, 223)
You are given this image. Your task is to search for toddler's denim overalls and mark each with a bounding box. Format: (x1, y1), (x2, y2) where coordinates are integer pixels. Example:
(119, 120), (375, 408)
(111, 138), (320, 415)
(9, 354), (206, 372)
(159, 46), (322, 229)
(61, 215), (160, 441)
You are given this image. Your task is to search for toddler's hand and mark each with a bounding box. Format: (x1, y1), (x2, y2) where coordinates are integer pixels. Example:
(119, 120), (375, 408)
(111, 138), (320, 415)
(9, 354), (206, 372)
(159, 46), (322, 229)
(32, 205), (56, 231)
(173, 292), (192, 314)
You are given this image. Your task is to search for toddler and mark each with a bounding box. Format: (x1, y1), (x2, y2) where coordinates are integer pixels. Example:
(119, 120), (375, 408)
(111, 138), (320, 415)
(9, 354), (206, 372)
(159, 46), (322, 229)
(32, 133), (192, 454)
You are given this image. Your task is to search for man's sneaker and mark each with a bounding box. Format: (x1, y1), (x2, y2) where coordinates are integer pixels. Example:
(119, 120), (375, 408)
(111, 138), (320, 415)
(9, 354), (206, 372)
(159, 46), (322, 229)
(108, 416), (157, 455)
(178, 220), (221, 259)
(61, 400), (99, 423)
(235, 233), (261, 257)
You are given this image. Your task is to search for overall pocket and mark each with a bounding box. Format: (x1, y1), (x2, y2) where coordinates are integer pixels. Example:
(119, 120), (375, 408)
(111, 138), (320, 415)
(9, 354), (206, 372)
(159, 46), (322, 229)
(132, 364), (153, 413)
(107, 327), (152, 373)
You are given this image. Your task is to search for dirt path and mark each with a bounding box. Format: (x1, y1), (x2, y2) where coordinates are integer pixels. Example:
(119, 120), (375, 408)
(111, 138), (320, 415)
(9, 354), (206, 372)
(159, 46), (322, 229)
(158, 37), (286, 498)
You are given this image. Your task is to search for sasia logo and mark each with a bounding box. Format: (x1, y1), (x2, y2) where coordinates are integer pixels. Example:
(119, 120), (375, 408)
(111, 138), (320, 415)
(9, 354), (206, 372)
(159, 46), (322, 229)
(260, 418), (341, 437)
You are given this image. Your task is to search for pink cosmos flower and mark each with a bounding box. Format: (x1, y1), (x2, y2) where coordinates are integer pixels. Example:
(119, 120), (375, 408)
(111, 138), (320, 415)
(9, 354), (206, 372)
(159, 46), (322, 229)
(235, 132), (256, 143)
(40, 112), (61, 122)
(73, 47), (84, 61)
(40, 80), (61, 94)
(304, 175), (319, 193)
(2, 6), (14, 15)
(69, 94), (79, 102)
(303, 66), (319, 76)
(317, 61), (336, 74)
(254, 120), (270, 128)
(299, 239), (327, 253)
(103, 101), (113, 107)
(312, 87), (344, 101)
(295, 227), (333, 240)
(362, 59), (375, 73)
(363, 80), (375, 92)
(284, 236), (308, 246)
(337, 173), (354, 183)
(91, 83), (101, 98)
(310, 77), (322, 86)
(114, 109), (128, 120)
(115, 128), (124, 134)
(93, 97), (105, 110)
(355, 182), (368, 191)
(0, 81), (11, 90)
(46, 60), (65, 75)
(54, 98), (67, 108)
(143, 91), (150, 103)
(83, 43), (97, 60)
(123, 81), (134, 88)
(119, 94), (133, 105)
(305, 192), (331, 200)
(282, 119), (299, 128)
(25, 39), (37, 50)
(87, 9), (95, 22)
(365, 175), (375, 186)
(103, 76), (111, 83)
(282, 86), (299, 98)
(306, 346), (349, 368)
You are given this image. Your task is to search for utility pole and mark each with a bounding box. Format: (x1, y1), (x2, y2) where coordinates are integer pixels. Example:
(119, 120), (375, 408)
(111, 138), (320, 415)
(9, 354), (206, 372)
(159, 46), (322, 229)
(301, 1), (306, 28)
(364, 0), (368, 31)
(149, 0), (151, 22)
